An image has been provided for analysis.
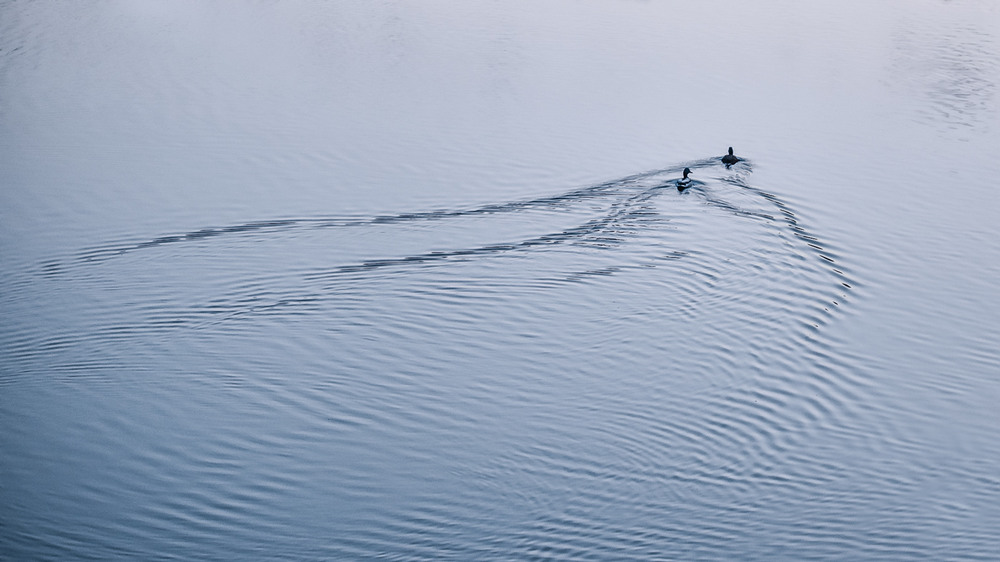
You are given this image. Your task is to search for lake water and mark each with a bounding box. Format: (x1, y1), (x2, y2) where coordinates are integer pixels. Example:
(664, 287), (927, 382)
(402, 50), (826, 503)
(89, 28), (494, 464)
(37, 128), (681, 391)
(2, 1), (999, 559)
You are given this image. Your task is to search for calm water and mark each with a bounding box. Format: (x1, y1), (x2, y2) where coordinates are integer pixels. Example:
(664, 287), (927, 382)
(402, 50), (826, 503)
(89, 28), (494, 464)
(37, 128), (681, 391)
(2, 1), (999, 559)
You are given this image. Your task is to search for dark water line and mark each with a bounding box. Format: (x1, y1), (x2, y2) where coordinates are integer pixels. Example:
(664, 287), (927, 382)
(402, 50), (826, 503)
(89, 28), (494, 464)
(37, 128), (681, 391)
(306, 187), (668, 282)
(69, 163), (708, 267)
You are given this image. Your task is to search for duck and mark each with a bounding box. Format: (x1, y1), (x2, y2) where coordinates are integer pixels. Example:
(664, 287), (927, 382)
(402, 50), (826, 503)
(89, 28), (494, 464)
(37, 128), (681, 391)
(722, 147), (740, 166)
(677, 167), (693, 191)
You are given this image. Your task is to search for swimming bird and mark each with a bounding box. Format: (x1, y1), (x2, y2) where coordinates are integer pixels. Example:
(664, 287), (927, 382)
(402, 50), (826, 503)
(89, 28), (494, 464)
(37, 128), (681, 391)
(722, 147), (740, 166)
(677, 167), (693, 191)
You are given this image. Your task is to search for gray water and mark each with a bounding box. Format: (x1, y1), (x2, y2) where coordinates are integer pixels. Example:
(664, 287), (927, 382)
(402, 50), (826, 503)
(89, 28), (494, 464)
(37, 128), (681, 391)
(2, 1), (999, 560)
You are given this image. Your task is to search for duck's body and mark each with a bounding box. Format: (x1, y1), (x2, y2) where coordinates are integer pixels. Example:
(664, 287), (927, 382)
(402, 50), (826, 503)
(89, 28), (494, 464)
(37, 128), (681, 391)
(722, 147), (740, 166)
(677, 167), (693, 191)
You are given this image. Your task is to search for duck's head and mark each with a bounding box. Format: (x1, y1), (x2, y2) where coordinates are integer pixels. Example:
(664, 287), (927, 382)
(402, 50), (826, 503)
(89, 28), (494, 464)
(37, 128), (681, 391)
(683, 167), (692, 179)
(728, 147), (734, 156)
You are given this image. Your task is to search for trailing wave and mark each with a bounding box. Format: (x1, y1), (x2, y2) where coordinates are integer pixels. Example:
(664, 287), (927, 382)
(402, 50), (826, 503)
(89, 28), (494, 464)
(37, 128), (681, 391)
(72, 166), (682, 264)
(35, 156), (856, 332)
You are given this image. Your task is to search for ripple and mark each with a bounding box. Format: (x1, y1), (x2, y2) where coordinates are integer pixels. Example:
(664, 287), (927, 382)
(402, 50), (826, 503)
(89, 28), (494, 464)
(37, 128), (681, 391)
(2, 154), (878, 560)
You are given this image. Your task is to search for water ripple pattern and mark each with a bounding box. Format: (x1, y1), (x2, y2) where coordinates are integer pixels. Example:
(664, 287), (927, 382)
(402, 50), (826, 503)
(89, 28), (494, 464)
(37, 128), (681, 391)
(2, 157), (884, 559)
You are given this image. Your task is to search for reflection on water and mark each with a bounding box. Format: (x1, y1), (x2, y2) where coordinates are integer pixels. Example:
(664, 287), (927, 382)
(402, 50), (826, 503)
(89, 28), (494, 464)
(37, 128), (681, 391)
(2, 1), (1000, 560)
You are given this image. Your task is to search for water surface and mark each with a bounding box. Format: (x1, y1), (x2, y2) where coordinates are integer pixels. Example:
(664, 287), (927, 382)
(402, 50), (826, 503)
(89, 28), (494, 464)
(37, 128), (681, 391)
(2, 1), (999, 559)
